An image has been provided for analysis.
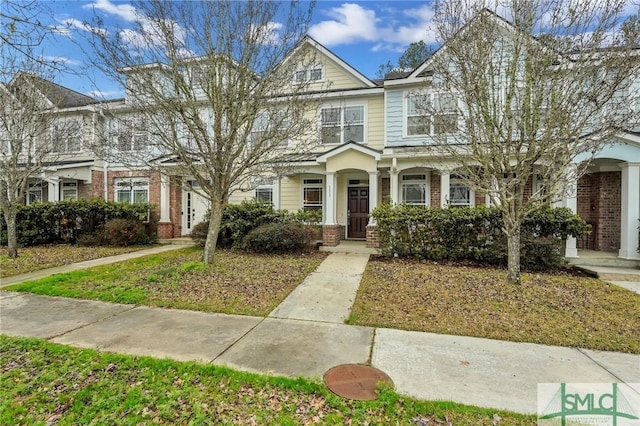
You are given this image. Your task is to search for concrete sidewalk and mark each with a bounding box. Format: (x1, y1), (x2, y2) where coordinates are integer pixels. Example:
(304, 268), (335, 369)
(1, 250), (639, 415)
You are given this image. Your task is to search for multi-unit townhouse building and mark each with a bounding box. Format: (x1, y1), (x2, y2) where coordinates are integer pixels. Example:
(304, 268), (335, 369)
(7, 12), (640, 261)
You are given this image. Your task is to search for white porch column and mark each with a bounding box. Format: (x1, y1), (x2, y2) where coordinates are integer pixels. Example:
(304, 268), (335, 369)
(272, 177), (281, 210)
(47, 177), (60, 202)
(368, 171), (379, 225)
(619, 162), (640, 259)
(390, 158), (399, 204)
(440, 172), (450, 208)
(325, 172), (337, 225)
(562, 164), (578, 258)
(160, 173), (170, 222)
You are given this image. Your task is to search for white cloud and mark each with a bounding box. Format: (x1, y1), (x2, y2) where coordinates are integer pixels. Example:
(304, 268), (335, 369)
(84, 0), (185, 50)
(308, 3), (379, 45)
(40, 56), (81, 67)
(250, 21), (284, 46)
(308, 3), (437, 52)
(84, 0), (138, 22)
(60, 18), (109, 37)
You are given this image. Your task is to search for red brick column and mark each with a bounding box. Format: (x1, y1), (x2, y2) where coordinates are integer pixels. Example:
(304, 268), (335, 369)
(366, 225), (380, 248)
(322, 225), (342, 247)
(157, 222), (175, 239)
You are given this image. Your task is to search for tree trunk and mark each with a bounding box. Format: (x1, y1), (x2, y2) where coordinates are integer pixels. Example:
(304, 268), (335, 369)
(5, 209), (18, 259)
(506, 227), (521, 285)
(203, 201), (225, 264)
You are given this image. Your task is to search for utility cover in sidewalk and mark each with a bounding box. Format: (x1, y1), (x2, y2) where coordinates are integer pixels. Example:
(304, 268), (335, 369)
(324, 364), (393, 401)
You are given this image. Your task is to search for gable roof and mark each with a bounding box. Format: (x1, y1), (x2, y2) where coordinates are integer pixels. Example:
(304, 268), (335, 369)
(10, 72), (97, 108)
(285, 35), (377, 88)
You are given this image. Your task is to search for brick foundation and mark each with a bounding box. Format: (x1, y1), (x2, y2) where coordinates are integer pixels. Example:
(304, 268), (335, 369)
(322, 224), (344, 247)
(366, 225), (379, 248)
(157, 222), (175, 239)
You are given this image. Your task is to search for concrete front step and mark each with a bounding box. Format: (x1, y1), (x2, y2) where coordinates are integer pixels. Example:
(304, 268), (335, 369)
(568, 256), (640, 269)
(574, 265), (640, 282)
(158, 237), (195, 246)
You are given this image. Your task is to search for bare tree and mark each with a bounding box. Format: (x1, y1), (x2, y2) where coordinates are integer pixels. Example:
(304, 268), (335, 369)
(85, 0), (321, 264)
(0, 67), (84, 258)
(415, 0), (640, 283)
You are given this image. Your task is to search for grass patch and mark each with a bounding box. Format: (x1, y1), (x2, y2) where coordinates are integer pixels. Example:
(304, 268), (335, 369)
(348, 258), (640, 353)
(0, 245), (154, 278)
(5, 247), (327, 317)
(0, 335), (535, 425)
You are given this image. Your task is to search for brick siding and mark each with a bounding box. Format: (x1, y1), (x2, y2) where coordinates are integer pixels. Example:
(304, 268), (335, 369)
(431, 173), (441, 206)
(577, 171), (621, 252)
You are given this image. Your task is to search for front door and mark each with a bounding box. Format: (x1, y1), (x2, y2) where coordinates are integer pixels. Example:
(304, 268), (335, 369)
(183, 190), (209, 235)
(348, 187), (369, 239)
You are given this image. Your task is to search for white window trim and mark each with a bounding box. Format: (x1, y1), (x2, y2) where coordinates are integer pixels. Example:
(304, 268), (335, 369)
(301, 176), (324, 212)
(319, 102), (367, 145)
(254, 184), (274, 204)
(293, 64), (325, 84)
(115, 118), (147, 152)
(60, 180), (78, 201)
(26, 181), (43, 205)
(114, 177), (150, 204)
(50, 117), (83, 154)
(400, 173), (431, 206)
(449, 176), (475, 207)
(404, 91), (459, 138)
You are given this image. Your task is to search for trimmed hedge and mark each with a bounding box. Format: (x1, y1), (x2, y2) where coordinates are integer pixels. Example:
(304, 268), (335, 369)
(372, 204), (590, 270)
(243, 222), (314, 253)
(0, 199), (154, 247)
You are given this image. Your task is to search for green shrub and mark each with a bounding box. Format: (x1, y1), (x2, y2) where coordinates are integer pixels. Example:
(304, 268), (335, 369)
(101, 219), (151, 246)
(372, 204), (589, 271)
(189, 221), (209, 248)
(242, 223), (315, 253)
(218, 201), (282, 248)
(0, 199), (152, 247)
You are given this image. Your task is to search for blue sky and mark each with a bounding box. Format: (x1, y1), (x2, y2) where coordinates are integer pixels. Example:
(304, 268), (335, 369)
(34, 0), (440, 98)
(32, 0), (639, 98)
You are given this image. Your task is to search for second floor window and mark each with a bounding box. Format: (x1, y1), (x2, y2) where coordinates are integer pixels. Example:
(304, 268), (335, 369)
(407, 92), (458, 136)
(320, 105), (364, 144)
(116, 119), (147, 152)
(50, 118), (82, 153)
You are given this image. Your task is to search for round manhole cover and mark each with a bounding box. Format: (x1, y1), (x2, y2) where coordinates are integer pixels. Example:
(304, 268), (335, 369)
(324, 364), (394, 401)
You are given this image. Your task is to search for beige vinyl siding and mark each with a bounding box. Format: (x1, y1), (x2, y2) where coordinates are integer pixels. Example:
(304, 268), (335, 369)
(279, 176), (302, 212)
(319, 58), (368, 90)
(366, 96), (384, 149)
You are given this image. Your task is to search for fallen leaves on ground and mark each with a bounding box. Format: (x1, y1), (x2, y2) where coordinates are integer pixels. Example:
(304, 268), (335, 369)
(349, 257), (640, 353)
(8, 247), (328, 317)
(0, 245), (152, 278)
(1, 336), (536, 425)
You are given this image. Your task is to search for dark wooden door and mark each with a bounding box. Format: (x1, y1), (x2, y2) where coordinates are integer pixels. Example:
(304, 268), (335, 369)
(348, 187), (369, 239)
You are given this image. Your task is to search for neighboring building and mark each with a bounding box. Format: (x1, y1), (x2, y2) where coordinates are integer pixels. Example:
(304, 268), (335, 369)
(7, 15), (640, 261)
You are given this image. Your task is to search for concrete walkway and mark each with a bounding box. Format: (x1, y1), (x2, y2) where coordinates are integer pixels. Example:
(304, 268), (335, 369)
(1, 247), (639, 415)
(0, 244), (190, 288)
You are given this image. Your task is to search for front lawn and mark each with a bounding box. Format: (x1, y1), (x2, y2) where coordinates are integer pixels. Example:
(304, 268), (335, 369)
(0, 245), (154, 278)
(0, 336), (535, 425)
(4, 247), (327, 316)
(348, 258), (640, 354)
